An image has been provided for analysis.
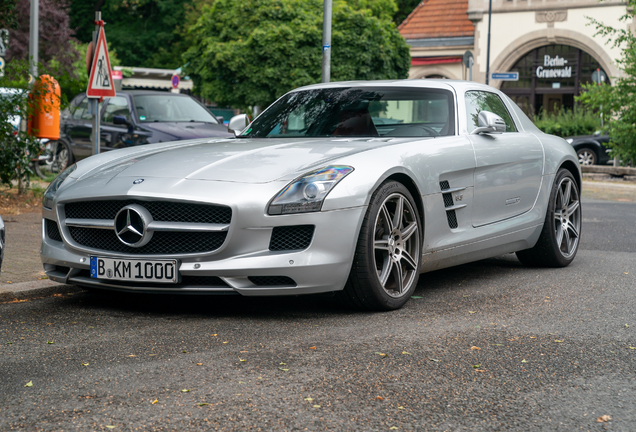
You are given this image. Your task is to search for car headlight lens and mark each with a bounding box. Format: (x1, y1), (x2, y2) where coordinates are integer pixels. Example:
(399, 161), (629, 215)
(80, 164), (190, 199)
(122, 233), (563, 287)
(565, 138), (573, 144)
(42, 164), (77, 209)
(268, 166), (354, 215)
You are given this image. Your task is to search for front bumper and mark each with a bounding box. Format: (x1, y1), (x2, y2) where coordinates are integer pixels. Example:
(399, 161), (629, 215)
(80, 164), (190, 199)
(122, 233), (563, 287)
(41, 204), (366, 296)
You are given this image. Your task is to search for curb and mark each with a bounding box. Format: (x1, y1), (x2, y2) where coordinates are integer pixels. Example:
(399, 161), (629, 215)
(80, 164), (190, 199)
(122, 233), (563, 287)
(582, 180), (636, 189)
(582, 165), (636, 176)
(0, 279), (81, 303)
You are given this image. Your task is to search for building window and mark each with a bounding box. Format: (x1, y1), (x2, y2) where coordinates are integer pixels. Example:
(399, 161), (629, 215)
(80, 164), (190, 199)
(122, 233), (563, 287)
(500, 44), (607, 116)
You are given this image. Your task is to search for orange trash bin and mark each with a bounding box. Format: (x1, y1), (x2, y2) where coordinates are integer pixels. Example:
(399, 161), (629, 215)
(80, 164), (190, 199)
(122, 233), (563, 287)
(27, 74), (61, 140)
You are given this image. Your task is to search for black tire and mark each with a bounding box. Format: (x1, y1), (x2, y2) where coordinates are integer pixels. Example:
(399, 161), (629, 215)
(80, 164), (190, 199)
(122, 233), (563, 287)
(576, 147), (597, 166)
(338, 180), (422, 311)
(35, 141), (73, 180)
(516, 168), (581, 267)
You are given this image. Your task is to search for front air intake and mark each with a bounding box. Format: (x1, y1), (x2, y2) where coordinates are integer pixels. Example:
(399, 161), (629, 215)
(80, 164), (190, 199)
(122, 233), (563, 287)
(269, 225), (315, 251)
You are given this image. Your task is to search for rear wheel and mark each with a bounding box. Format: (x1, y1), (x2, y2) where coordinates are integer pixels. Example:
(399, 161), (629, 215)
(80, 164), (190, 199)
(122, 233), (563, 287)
(516, 168), (581, 267)
(576, 148), (597, 166)
(339, 181), (421, 311)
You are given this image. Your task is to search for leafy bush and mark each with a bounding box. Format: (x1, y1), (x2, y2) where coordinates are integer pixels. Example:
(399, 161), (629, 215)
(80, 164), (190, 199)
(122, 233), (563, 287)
(577, 0), (636, 163)
(0, 61), (52, 193)
(533, 107), (601, 138)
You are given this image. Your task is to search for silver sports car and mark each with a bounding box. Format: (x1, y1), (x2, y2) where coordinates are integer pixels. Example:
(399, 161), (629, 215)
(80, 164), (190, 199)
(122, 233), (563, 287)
(41, 80), (582, 310)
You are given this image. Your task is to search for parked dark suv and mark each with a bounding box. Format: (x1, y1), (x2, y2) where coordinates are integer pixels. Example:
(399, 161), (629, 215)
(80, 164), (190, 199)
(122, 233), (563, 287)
(565, 132), (612, 166)
(56, 90), (233, 165)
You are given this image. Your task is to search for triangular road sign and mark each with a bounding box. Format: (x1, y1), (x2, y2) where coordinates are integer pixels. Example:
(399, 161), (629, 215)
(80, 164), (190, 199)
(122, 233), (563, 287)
(87, 27), (116, 98)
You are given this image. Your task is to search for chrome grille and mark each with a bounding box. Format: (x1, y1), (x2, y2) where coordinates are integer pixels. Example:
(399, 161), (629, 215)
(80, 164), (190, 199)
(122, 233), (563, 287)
(68, 227), (227, 255)
(65, 200), (231, 224)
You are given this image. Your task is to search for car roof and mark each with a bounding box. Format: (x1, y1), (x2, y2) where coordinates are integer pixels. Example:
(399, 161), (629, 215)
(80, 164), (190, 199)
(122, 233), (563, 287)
(292, 79), (496, 93)
(116, 90), (191, 97)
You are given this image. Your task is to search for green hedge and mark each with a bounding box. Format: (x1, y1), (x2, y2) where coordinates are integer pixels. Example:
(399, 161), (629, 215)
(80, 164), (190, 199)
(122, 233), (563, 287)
(533, 108), (601, 138)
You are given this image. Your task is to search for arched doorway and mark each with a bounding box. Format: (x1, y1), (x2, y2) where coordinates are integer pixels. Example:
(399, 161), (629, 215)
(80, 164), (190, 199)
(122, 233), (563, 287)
(500, 44), (608, 116)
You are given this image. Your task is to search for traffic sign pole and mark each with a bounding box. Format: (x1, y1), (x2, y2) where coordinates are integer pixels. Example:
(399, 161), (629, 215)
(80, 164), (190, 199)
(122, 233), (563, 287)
(91, 12), (101, 155)
(86, 11), (116, 155)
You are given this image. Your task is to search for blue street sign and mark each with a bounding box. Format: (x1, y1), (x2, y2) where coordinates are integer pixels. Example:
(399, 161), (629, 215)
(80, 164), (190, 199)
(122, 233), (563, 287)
(491, 72), (519, 81)
(171, 74), (180, 89)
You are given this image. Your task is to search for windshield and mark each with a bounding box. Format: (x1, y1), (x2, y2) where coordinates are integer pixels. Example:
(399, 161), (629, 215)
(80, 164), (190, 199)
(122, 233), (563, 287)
(241, 87), (455, 138)
(132, 95), (218, 124)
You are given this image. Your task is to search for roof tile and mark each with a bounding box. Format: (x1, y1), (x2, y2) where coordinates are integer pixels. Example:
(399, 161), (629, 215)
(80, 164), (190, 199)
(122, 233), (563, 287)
(399, 0), (474, 40)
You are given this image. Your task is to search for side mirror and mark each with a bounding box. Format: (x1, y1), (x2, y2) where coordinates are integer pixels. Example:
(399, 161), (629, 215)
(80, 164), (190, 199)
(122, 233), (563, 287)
(471, 111), (506, 134)
(113, 115), (130, 126)
(228, 114), (249, 136)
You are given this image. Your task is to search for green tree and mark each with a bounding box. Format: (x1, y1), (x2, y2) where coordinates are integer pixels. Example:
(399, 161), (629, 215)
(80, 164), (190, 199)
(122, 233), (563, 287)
(0, 0), (19, 29)
(184, 0), (411, 110)
(393, 0), (421, 25)
(577, 0), (636, 163)
(70, 0), (188, 68)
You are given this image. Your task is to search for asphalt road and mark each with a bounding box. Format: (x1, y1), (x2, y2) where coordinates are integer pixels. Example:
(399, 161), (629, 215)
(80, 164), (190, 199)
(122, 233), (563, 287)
(1, 198), (635, 431)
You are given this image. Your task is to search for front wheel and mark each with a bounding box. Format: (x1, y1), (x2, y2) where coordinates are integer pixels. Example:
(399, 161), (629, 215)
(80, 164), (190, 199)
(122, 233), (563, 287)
(516, 168), (581, 267)
(339, 181), (422, 311)
(35, 141), (72, 180)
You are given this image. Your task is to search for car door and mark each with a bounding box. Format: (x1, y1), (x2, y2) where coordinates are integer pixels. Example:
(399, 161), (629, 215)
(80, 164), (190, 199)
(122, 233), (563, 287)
(465, 90), (543, 227)
(64, 95), (94, 159)
(100, 95), (149, 150)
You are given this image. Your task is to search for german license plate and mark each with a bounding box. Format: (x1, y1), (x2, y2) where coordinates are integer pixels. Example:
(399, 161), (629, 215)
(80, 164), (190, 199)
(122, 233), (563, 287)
(90, 257), (178, 283)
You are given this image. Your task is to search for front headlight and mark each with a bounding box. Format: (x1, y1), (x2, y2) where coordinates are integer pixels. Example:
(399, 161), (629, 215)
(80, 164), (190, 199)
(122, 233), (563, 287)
(268, 166), (354, 215)
(565, 138), (574, 144)
(42, 164), (77, 209)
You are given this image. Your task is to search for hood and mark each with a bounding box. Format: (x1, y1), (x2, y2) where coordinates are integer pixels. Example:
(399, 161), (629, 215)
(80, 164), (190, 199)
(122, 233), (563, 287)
(566, 133), (608, 141)
(82, 137), (403, 183)
(143, 122), (233, 139)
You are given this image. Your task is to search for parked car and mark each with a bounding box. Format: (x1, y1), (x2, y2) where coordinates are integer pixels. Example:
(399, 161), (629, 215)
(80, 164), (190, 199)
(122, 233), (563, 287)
(55, 91), (233, 168)
(41, 80), (582, 310)
(565, 132), (612, 165)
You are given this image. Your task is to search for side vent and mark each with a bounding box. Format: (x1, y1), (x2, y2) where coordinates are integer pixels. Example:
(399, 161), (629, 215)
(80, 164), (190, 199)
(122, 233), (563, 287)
(46, 219), (63, 242)
(439, 181), (466, 230)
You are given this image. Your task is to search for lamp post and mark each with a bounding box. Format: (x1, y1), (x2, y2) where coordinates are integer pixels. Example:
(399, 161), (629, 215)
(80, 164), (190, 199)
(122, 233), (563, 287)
(322, 0), (332, 83)
(29, 0), (39, 77)
(485, 0), (492, 85)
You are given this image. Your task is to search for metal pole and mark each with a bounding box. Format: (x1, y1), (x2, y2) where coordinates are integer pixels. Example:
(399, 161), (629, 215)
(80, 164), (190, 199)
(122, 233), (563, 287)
(92, 11), (101, 155)
(485, 0), (492, 85)
(469, 58), (473, 82)
(29, 0), (39, 77)
(322, 0), (332, 83)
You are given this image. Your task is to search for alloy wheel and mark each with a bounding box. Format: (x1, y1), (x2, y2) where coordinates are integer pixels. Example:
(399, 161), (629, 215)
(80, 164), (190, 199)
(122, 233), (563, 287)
(578, 150), (595, 165)
(554, 177), (581, 258)
(373, 193), (420, 297)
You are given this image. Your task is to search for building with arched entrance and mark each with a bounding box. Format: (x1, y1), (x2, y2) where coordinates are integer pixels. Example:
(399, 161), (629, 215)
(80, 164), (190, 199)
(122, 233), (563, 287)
(399, 0), (633, 116)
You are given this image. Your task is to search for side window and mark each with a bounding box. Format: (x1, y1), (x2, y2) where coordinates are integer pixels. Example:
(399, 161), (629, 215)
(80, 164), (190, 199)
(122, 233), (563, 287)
(103, 97), (132, 124)
(72, 97), (92, 120)
(465, 91), (517, 132)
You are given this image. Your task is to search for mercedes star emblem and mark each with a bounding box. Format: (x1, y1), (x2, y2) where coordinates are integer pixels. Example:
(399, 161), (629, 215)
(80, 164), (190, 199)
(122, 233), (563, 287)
(114, 204), (154, 247)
